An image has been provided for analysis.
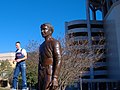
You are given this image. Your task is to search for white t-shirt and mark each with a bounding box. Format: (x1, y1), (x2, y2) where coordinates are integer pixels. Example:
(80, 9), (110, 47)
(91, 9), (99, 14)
(16, 48), (27, 56)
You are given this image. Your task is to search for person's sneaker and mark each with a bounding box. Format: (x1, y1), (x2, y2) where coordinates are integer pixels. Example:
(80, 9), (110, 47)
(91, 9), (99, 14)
(22, 88), (29, 90)
(10, 88), (16, 90)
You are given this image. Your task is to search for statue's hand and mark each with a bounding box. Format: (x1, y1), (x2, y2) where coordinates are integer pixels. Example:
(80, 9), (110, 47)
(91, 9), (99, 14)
(51, 78), (58, 90)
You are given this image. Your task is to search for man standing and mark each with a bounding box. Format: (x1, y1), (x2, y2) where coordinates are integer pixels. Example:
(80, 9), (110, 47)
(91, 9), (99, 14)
(38, 23), (62, 90)
(11, 41), (27, 90)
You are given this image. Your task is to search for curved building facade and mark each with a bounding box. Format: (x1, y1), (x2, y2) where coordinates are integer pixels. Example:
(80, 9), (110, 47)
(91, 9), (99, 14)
(65, 0), (120, 90)
(65, 20), (111, 90)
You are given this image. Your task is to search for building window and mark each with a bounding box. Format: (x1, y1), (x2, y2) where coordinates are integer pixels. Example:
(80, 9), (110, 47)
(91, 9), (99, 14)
(68, 24), (87, 30)
(91, 32), (104, 36)
(94, 66), (107, 71)
(97, 58), (106, 62)
(92, 40), (105, 45)
(68, 32), (88, 38)
(82, 75), (90, 79)
(94, 75), (108, 79)
(91, 24), (103, 28)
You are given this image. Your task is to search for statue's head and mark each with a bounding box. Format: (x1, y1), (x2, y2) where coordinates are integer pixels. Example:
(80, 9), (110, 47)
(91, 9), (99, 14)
(40, 23), (54, 38)
(41, 23), (54, 33)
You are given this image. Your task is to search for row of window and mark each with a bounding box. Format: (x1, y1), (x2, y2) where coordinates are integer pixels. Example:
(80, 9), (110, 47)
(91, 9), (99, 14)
(68, 32), (104, 37)
(82, 75), (108, 79)
(68, 24), (103, 30)
(80, 65), (107, 72)
(94, 66), (107, 71)
(68, 40), (105, 46)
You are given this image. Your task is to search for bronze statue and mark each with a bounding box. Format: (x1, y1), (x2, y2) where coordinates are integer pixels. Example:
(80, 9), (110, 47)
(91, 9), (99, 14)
(38, 23), (62, 90)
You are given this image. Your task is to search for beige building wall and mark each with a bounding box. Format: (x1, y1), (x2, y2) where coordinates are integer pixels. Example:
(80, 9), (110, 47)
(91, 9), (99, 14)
(0, 52), (16, 68)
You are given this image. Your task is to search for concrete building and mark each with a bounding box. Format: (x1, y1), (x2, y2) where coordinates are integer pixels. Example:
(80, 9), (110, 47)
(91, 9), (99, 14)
(65, 20), (106, 78)
(65, 0), (120, 90)
(104, 0), (120, 81)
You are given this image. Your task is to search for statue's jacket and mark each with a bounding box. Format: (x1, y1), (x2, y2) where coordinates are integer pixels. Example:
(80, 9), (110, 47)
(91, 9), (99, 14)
(38, 37), (62, 81)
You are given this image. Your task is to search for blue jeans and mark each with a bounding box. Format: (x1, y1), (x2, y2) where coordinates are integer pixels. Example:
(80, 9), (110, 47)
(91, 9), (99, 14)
(12, 61), (27, 89)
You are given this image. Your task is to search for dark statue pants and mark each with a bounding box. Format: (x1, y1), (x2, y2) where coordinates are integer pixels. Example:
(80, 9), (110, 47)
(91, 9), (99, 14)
(38, 66), (57, 90)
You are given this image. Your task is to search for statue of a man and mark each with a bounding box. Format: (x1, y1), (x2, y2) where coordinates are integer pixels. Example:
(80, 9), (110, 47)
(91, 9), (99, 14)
(38, 23), (62, 90)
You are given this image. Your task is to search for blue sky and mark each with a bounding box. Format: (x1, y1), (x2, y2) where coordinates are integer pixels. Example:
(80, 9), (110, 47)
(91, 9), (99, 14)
(0, 0), (102, 53)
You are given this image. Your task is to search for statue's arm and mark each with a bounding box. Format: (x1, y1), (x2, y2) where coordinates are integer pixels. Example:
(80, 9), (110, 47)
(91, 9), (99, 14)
(52, 40), (62, 79)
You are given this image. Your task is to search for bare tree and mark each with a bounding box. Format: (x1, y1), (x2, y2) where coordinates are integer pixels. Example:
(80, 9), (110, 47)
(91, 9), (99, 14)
(25, 40), (39, 89)
(57, 35), (105, 90)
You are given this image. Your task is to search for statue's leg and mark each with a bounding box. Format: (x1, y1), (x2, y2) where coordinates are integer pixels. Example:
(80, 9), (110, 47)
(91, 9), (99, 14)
(38, 69), (45, 90)
(45, 65), (52, 90)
